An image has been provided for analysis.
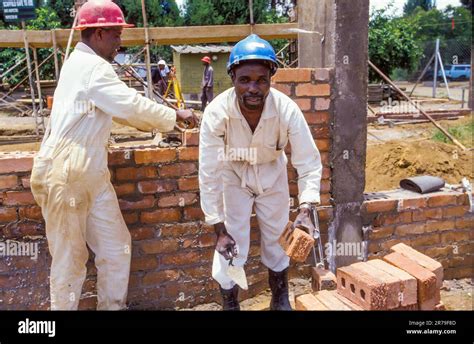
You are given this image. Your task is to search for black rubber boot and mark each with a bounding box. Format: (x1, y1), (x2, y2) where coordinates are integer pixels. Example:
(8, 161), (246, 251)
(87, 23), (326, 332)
(220, 285), (240, 311)
(268, 268), (292, 311)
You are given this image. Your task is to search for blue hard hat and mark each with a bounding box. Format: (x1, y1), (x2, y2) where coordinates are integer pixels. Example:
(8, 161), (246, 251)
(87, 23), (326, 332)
(227, 34), (278, 75)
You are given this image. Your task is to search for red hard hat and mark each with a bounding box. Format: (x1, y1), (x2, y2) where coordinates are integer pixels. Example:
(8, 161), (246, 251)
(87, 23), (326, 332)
(74, 0), (134, 31)
(201, 56), (211, 63)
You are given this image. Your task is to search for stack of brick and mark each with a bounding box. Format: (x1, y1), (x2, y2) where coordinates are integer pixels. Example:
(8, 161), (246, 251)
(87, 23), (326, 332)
(296, 243), (445, 311)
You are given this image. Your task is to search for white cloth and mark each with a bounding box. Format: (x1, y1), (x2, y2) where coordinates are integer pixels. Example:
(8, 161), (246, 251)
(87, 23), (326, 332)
(31, 42), (176, 310)
(199, 87), (322, 288)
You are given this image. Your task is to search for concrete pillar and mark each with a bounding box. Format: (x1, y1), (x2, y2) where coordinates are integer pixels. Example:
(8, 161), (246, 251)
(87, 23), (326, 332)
(297, 0), (335, 68)
(328, 0), (369, 270)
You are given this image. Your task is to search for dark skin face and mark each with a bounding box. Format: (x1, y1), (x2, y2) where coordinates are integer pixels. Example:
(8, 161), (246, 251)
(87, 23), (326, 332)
(231, 61), (271, 132)
(82, 27), (123, 62)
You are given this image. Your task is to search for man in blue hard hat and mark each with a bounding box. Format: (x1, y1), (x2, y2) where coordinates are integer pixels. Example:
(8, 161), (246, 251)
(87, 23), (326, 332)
(199, 34), (322, 310)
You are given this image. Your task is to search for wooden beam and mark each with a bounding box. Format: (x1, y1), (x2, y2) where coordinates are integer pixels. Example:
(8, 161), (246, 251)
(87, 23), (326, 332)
(0, 23), (298, 48)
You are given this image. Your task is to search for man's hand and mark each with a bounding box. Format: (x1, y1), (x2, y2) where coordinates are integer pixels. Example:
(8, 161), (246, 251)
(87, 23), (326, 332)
(176, 109), (199, 129)
(214, 222), (237, 260)
(293, 207), (315, 237)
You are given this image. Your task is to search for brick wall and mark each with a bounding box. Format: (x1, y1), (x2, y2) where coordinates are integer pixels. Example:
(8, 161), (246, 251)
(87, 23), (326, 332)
(0, 68), (333, 310)
(363, 189), (473, 280)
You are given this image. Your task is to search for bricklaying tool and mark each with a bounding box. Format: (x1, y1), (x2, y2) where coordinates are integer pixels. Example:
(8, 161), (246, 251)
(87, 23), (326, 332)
(309, 205), (326, 269)
(461, 177), (473, 212)
(226, 246), (248, 290)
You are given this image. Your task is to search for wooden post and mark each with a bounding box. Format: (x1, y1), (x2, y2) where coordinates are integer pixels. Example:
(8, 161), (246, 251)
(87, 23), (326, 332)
(141, 0), (154, 99)
(21, 21), (39, 136)
(32, 48), (45, 132)
(51, 29), (60, 80)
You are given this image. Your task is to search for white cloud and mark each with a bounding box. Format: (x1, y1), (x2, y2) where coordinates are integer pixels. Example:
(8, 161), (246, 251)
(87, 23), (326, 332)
(370, 0), (461, 15)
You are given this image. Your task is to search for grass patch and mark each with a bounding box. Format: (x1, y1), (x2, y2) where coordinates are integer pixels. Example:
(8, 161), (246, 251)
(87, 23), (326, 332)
(432, 116), (473, 148)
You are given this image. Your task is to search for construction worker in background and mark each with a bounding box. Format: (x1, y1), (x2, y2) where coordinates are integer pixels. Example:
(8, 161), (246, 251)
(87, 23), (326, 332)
(200, 56), (214, 111)
(199, 34), (322, 311)
(152, 59), (170, 95)
(30, 0), (197, 311)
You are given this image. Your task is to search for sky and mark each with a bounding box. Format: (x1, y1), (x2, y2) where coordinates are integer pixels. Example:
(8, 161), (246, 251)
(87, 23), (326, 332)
(174, 0), (461, 15)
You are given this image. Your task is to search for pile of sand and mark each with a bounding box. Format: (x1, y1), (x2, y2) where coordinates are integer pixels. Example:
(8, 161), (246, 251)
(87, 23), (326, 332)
(365, 140), (473, 192)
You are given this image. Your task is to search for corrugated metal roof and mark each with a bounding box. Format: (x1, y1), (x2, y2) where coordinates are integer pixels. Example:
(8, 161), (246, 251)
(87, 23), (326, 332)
(171, 45), (233, 54)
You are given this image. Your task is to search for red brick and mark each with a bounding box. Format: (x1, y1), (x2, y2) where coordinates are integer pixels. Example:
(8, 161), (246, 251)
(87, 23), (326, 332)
(424, 220), (455, 233)
(363, 199), (398, 214)
(311, 126), (330, 139)
(395, 223), (426, 236)
(130, 256), (158, 272)
(294, 98), (311, 111)
(123, 212), (138, 225)
(137, 179), (176, 194)
(322, 167), (331, 179)
(369, 226), (394, 240)
(273, 68), (313, 83)
(295, 293), (328, 310)
(134, 148), (177, 164)
(141, 208), (181, 224)
(455, 217), (474, 229)
(367, 259), (418, 307)
(159, 163), (197, 177)
(383, 252), (437, 304)
(130, 227), (155, 241)
(312, 68), (330, 81)
(390, 243), (443, 289)
(315, 98), (330, 110)
(119, 196), (155, 210)
(374, 212), (412, 226)
(304, 111), (330, 125)
(409, 234), (440, 248)
(296, 83), (330, 97)
(336, 264), (389, 310)
(113, 183), (136, 196)
(108, 149), (133, 166)
(161, 250), (202, 266)
(412, 208), (442, 222)
(140, 238), (179, 254)
(143, 270), (180, 285)
(158, 193), (198, 207)
(178, 147), (199, 161)
(311, 267), (336, 292)
(271, 83), (292, 96)
(456, 193), (469, 206)
(398, 197), (427, 210)
(442, 206), (468, 218)
(0, 155), (33, 174)
(183, 207), (204, 221)
(0, 175), (18, 190)
(0, 207), (18, 222)
(2, 191), (35, 206)
(427, 194), (457, 207)
(160, 223), (201, 237)
(184, 130), (199, 146)
(440, 231), (470, 244)
(21, 177), (30, 189)
(115, 166), (157, 181)
(177, 177), (199, 192)
(315, 139), (330, 152)
(19, 206), (43, 221)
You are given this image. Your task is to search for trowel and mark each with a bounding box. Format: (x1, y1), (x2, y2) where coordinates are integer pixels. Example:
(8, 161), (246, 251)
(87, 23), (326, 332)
(226, 246), (248, 290)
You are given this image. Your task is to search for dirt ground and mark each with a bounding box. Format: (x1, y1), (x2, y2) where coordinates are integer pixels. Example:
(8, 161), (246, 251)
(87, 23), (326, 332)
(366, 116), (473, 192)
(188, 277), (473, 311)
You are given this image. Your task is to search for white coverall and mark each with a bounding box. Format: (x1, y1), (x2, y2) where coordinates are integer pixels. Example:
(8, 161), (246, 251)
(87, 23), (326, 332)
(30, 42), (176, 310)
(199, 88), (322, 289)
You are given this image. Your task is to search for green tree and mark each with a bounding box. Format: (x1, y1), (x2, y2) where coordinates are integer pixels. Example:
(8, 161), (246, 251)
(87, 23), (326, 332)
(403, 0), (435, 15)
(368, 6), (423, 81)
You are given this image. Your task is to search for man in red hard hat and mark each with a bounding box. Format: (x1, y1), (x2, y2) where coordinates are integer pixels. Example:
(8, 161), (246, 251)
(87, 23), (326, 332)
(30, 0), (198, 310)
(200, 55), (214, 111)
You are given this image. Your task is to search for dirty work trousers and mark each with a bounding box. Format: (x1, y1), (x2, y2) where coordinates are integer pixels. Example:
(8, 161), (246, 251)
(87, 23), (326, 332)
(200, 86), (214, 111)
(212, 167), (290, 289)
(30, 145), (131, 310)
